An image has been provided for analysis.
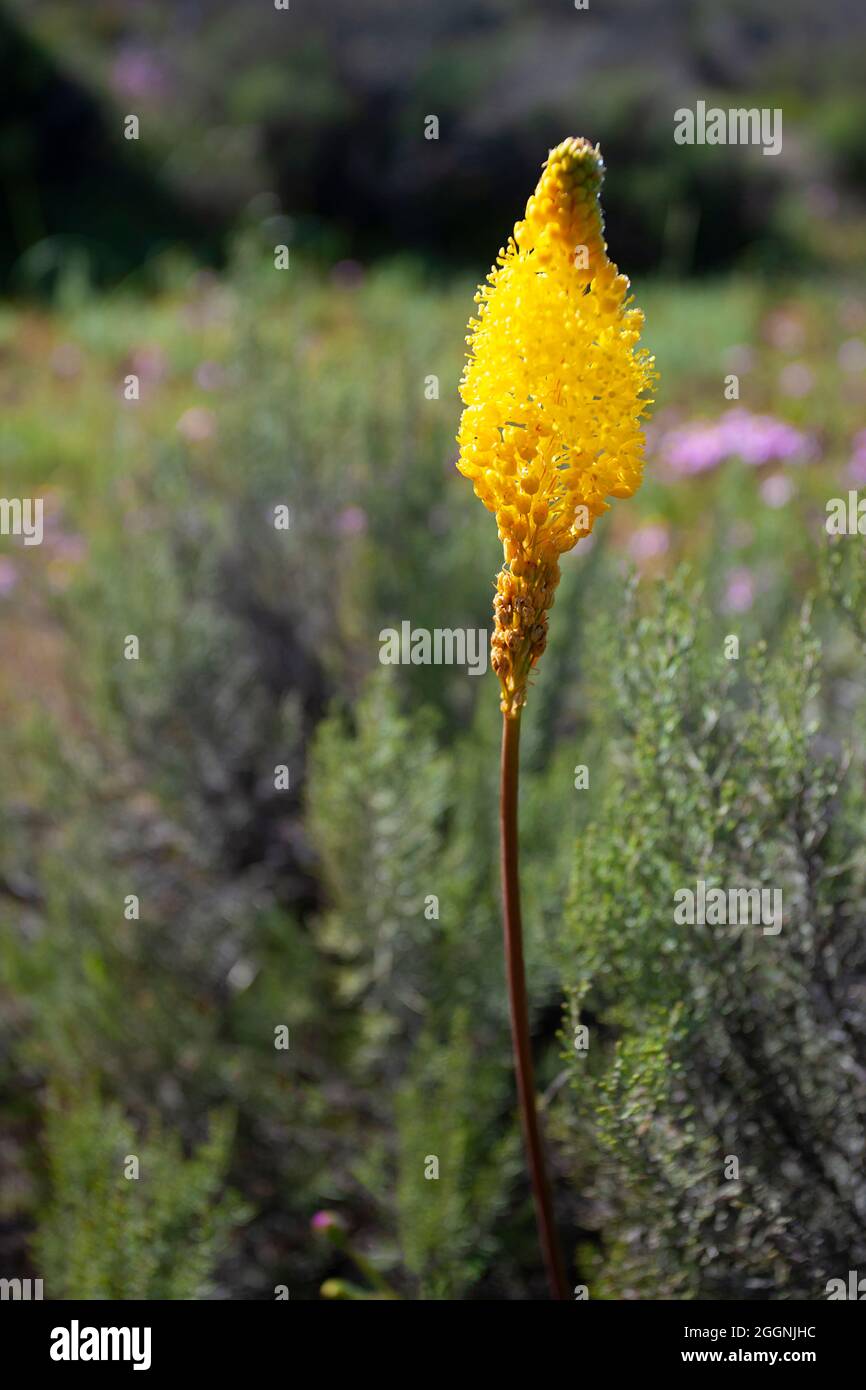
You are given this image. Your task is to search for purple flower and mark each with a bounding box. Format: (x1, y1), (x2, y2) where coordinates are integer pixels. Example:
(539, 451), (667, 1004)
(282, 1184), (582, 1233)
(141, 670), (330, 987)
(730, 411), (811, 467)
(130, 346), (169, 386)
(335, 506), (367, 537)
(0, 558), (19, 596)
(723, 567), (755, 614)
(110, 47), (169, 102)
(51, 533), (88, 563)
(311, 1210), (346, 1238)
(661, 420), (728, 475)
(661, 409), (811, 476)
(848, 430), (866, 484)
(628, 523), (670, 563)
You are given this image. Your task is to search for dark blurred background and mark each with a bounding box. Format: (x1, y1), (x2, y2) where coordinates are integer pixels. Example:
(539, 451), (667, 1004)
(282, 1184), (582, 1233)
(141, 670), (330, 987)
(2, 0), (866, 289)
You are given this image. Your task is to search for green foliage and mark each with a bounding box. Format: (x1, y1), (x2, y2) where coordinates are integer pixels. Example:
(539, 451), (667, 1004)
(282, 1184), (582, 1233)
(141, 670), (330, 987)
(34, 1090), (248, 1299)
(560, 570), (866, 1299)
(308, 673), (450, 1051)
(395, 1010), (520, 1300)
(824, 530), (866, 649)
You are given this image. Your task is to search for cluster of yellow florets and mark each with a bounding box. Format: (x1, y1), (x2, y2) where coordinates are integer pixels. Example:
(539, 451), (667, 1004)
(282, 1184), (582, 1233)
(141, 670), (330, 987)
(457, 137), (655, 715)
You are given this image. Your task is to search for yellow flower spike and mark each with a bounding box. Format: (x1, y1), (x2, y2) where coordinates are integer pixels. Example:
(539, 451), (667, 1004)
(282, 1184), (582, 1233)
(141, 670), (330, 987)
(457, 139), (659, 1305)
(457, 136), (656, 718)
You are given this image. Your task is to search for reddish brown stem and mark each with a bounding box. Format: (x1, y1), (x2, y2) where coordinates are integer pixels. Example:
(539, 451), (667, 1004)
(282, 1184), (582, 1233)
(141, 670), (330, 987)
(500, 709), (569, 1301)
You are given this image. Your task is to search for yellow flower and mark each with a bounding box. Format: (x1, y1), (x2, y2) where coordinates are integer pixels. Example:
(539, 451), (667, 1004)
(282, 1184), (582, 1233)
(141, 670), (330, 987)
(457, 137), (656, 716)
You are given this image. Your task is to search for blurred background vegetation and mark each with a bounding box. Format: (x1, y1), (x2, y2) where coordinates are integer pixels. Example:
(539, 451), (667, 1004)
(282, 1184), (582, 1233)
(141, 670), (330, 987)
(3, 0), (866, 288)
(1, 0), (866, 1299)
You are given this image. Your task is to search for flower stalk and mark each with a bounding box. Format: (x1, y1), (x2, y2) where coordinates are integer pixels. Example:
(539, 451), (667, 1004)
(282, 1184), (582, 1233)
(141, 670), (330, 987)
(500, 709), (569, 1300)
(456, 137), (655, 1297)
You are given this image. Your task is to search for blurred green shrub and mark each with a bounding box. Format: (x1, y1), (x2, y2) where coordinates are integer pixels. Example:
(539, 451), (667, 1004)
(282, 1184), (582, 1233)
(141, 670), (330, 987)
(559, 568), (866, 1298)
(395, 1010), (520, 1300)
(308, 673), (451, 1061)
(34, 1090), (248, 1299)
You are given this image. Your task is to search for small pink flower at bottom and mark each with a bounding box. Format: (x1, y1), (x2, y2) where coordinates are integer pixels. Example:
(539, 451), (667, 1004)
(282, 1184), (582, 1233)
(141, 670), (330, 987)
(311, 1210), (345, 1234)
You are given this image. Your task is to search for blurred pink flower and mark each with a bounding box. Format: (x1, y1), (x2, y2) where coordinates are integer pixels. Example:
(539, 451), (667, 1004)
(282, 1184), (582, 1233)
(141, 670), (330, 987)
(848, 430), (866, 484)
(195, 361), (226, 392)
(335, 506), (367, 536)
(628, 523), (670, 562)
(661, 408), (811, 476)
(130, 345), (169, 385)
(176, 407), (216, 443)
(760, 474), (794, 508)
(43, 524), (88, 592)
(37, 490), (65, 537)
(661, 421), (726, 475)
(0, 557), (19, 596)
(723, 567), (755, 614)
(110, 47), (169, 101)
(50, 533), (88, 563)
(311, 1210), (346, 1236)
